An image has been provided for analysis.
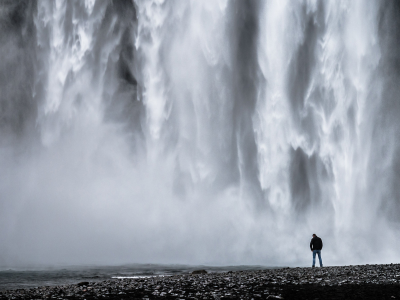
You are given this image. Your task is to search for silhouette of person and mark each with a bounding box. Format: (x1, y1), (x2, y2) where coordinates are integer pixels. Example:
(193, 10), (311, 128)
(310, 233), (323, 267)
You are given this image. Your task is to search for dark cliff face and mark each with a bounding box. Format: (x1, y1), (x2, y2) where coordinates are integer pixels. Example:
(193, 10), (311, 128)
(228, 0), (264, 205)
(371, 0), (400, 221)
(96, 1), (144, 154)
(0, 0), (37, 141)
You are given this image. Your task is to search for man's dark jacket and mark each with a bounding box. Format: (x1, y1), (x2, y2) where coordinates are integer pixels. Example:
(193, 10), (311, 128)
(310, 236), (323, 251)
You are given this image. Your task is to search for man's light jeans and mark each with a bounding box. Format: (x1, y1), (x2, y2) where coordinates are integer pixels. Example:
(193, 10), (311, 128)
(312, 250), (323, 267)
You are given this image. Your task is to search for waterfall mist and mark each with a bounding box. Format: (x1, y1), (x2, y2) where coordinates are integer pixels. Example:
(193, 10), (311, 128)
(1, 0), (400, 267)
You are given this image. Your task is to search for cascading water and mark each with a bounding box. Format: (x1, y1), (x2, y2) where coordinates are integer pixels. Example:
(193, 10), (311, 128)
(1, 0), (400, 267)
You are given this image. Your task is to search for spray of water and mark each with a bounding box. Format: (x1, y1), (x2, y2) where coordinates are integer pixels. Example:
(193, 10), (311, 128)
(1, 0), (400, 267)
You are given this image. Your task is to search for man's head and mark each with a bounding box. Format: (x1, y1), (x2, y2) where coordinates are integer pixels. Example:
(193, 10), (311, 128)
(312, 234), (316, 237)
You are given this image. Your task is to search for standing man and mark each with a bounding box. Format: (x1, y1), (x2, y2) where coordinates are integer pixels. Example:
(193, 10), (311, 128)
(310, 234), (323, 267)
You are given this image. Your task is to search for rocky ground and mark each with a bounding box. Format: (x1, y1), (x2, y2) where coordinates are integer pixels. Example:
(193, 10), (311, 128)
(1, 264), (400, 299)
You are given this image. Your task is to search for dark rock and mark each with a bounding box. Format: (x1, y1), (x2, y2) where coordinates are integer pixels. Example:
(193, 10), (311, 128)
(76, 282), (89, 286)
(192, 269), (208, 274)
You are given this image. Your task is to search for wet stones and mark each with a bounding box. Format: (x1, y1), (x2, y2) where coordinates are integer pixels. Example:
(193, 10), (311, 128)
(1, 264), (400, 299)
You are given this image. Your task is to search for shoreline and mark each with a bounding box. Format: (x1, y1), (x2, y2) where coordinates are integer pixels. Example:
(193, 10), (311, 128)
(1, 264), (400, 299)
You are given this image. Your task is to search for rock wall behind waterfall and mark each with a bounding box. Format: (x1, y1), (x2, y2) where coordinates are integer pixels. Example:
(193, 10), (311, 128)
(0, 0), (37, 141)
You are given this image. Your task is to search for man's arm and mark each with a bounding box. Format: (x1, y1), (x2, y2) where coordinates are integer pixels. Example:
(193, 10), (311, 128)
(321, 239), (323, 250)
(310, 240), (313, 251)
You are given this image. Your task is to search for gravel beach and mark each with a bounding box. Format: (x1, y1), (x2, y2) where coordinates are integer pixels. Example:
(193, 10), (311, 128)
(1, 264), (400, 299)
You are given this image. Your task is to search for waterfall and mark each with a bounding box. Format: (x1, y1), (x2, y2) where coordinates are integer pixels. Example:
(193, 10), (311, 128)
(1, 0), (400, 267)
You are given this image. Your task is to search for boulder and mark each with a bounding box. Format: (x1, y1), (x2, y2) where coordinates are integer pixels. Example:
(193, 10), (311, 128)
(191, 270), (208, 275)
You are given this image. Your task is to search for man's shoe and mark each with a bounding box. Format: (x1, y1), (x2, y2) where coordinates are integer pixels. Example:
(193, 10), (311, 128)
(312, 266), (315, 268)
